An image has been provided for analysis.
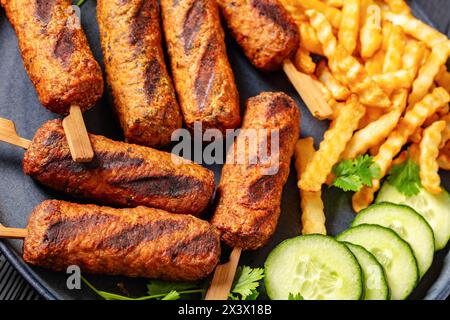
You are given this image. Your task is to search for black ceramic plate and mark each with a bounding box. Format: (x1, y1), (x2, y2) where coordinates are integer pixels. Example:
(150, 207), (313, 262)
(0, 0), (449, 300)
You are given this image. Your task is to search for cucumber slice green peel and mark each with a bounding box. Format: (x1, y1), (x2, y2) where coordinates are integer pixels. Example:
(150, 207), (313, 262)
(352, 202), (435, 278)
(376, 182), (450, 251)
(341, 242), (390, 300)
(337, 224), (419, 300)
(264, 235), (363, 300)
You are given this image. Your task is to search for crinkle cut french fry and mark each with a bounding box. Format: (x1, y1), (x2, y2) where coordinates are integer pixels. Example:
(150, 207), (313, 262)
(402, 40), (426, 79)
(409, 142), (420, 164)
(352, 87), (450, 212)
(299, 96), (365, 192)
(409, 126), (423, 144)
(332, 46), (391, 108)
(310, 75), (338, 113)
(409, 41), (450, 106)
(383, 25), (405, 73)
(438, 142), (450, 170)
(278, 0), (306, 23)
(383, 0), (410, 15)
(392, 150), (408, 166)
(372, 70), (413, 92)
(299, 22), (324, 55)
(365, 50), (385, 75)
(436, 65), (450, 92)
(295, 138), (327, 235)
(293, 48), (316, 74)
(306, 10), (337, 57)
(381, 21), (393, 51)
(439, 114), (450, 149)
(384, 12), (448, 48)
(342, 89), (408, 159)
(419, 120), (446, 194)
(357, 106), (384, 129)
(325, 0), (343, 9)
(297, 0), (342, 29)
(338, 0), (360, 55)
(306, 10), (391, 108)
(317, 61), (350, 101)
(360, 1), (382, 58)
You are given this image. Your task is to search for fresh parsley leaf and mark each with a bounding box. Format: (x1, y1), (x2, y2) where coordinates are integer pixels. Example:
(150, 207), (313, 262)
(288, 292), (304, 300)
(161, 290), (180, 300)
(228, 266), (264, 300)
(76, 0), (88, 7)
(146, 280), (205, 296)
(82, 276), (205, 300)
(387, 157), (421, 197)
(333, 175), (362, 192)
(332, 155), (381, 192)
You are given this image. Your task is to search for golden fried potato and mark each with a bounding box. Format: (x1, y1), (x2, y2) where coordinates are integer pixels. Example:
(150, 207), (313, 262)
(409, 126), (423, 144)
(419, 120), (446, 193)
(360, 1), (382, 58)
(383, 25), (405, 73)
(299, 95), (365, 192)
(409, 41), (450, 106)
(295, 138), (327, 235)
(372, 70), (413, 93)
(306, 10), (391, 108)
(435, 65), (450, 92)
(402, 40), (426, 79)
(293, 48), (316, 74)
(438, 142), (450, 170)
(384, 12), (448, 48)
(325, 0), (343, 9)
(365, 50), (385, 75)
(439, 113), (450, 149)
(317, 61), (350, 101)
(357, 106), (385, 129)
(297, 0), (342, 28)
(383, 0), (410, 15)
(352, 87), (450, 211)
(342, 89), (408, 159)
(338, 0), (360, 54)
(409, 142), (421, 164)
(299, 22), (324, 55)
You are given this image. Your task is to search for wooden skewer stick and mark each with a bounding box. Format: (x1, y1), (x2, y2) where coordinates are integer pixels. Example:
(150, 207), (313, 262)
(0, 226), (27, 239)
(0, 117), (31, 149)
(62, 105), (94, 163)
(283, 60), (334, 120)
(204, 247), (242, 300)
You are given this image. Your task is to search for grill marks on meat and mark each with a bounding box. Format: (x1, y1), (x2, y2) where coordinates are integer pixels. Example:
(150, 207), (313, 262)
(251, 0), (293, 33)
(35, 0), (56, 24)
(246, 175), (276, 204)
(44, 213), (118, 246)
(53, 27), (75, 65)
(97, 219), (187, 250)
(167, 231), (218, 261)
(23, 120), (215, 215)
(143, 58), (162, 103)
(113, 175), (205, 198)
(130, 0), (152, 47)
(194, 37), (217, 111)
(182, 0), (206, 54)
(265, 94), (293, 118)
(23, 200), (221, 280)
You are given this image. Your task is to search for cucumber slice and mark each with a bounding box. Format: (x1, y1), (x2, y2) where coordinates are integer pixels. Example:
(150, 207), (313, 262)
(376, 182), (450, 250)
(341, 242), (389, 300)
(337, 225), (419, 300)
(264, 235), (363, 300)
(352, 203), (435, 278)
